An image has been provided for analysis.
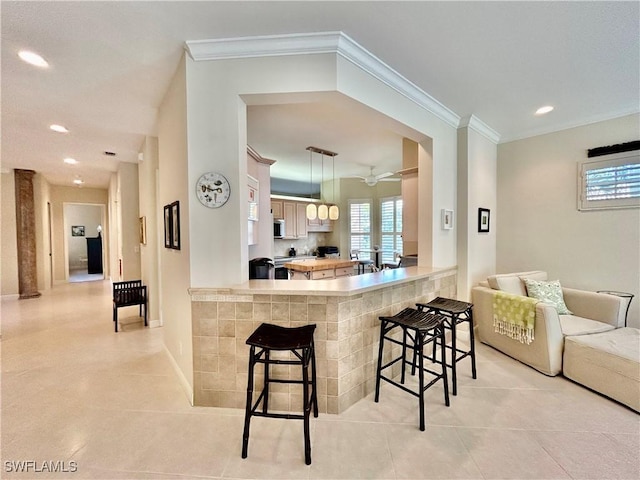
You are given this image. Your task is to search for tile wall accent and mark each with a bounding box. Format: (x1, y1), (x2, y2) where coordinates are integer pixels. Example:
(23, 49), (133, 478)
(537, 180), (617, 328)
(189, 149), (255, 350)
(191, 269), (457, 414)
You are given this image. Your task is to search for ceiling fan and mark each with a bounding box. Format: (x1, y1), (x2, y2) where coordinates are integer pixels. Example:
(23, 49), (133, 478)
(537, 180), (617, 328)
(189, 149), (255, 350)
(348, 167), (401, 186)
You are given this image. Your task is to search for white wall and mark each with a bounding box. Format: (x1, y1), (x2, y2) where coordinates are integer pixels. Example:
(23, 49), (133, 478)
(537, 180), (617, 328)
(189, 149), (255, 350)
(457, 126), (498, 300)
(33, 174), (52, 291)
(157, 54), (193, 398)
(117, 162), (141, 280)
(138, 136), (160, 325)
(497, 113), (640, 327)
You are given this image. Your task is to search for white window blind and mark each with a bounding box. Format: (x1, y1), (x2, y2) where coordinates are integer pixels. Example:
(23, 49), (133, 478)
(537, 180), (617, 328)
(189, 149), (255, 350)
(349, 200), (371, 260)
(380, 196), (403, 264)
(579, 151), (640, 211)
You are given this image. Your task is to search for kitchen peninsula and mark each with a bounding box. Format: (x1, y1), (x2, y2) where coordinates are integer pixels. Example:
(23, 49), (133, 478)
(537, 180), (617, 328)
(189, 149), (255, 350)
(189, 265), (457, 415)
(284, 258), (358, 280)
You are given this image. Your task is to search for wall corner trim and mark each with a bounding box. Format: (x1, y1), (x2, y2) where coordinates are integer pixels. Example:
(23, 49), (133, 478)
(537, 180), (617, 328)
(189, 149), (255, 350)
(163, 344), (194, 406)
(185, 31), (461, 129)
(459, 115), (501, 144)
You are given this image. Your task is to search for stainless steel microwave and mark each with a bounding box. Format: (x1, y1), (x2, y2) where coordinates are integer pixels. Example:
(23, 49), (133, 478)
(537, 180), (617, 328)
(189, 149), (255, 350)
(273, 219), (285, 238)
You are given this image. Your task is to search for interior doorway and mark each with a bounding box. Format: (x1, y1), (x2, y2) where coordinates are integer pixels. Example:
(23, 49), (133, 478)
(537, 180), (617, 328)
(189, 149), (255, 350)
(64, 203), (106, 283)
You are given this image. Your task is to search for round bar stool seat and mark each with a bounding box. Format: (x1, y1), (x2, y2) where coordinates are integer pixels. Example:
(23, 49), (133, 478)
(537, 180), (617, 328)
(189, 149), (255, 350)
(416, 297), (476, 396)
(241, 322), (318, 465)
(374, 307), (450, 431)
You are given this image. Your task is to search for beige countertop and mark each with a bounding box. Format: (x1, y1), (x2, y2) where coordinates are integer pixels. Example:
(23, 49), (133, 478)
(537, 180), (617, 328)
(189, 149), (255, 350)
(189, 265), (457, 297)
(283, 258), (358, 272)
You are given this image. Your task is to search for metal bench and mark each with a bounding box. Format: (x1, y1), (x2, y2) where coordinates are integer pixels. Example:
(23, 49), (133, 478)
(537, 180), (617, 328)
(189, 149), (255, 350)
(112, 280), (147, 332)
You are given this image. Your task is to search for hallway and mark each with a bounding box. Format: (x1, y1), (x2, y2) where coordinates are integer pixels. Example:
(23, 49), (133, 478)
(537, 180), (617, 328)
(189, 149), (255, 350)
(1, 281), (639, 479)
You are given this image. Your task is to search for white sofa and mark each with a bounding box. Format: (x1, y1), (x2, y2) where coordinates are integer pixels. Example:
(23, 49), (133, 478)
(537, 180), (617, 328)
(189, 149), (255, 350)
(472, 271), (627, 376)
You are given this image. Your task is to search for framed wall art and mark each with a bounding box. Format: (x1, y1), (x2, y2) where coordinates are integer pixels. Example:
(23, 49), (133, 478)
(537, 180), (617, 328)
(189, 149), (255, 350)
(170, 201), (180, 250)
(441, 209), (454, 230)
(478, 208), (490, 233)
(139, 216), (147, 245)
(71, 225), (85, 237)
(163, 204), (172, 249)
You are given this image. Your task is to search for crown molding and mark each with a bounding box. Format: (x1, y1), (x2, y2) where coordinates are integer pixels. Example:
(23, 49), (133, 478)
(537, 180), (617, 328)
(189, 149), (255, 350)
(185, 32), (460, 129)
(247, 145), (276, 165)
(459, 115), (501, 144)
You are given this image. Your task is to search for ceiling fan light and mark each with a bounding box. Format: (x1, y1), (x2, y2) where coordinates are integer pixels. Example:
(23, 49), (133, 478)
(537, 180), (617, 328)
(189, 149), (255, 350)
(318, 204), (329, 220)
(329, 205), (339, 220)
(306, 203), (317, 220)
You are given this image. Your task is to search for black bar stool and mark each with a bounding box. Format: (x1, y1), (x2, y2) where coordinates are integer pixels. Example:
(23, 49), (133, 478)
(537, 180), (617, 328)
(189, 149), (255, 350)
(374, 307), (450, 431)
(241, 323), (318, 465)
(416, 297), (476, 395)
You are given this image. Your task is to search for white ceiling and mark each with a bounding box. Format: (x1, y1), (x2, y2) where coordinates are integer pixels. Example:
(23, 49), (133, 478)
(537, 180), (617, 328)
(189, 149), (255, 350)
(2, 1), (638, 189)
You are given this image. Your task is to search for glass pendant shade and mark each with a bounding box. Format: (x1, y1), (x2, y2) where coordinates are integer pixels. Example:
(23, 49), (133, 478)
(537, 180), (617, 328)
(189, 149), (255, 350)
(318, 204), (329, 220)
(329, 205), (339, 220)
(306, 203), (317, 220)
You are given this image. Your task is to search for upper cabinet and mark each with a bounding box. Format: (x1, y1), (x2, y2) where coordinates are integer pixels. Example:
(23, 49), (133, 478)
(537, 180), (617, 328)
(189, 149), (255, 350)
(271, 199), (283, 220)
(271, 198), (333, 236)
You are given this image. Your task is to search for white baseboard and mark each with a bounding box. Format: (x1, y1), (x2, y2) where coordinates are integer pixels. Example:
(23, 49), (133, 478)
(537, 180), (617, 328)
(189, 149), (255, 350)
(148, 319), (162, 328)
(163, 344), (194, 406)
(1, 294), (20, 301)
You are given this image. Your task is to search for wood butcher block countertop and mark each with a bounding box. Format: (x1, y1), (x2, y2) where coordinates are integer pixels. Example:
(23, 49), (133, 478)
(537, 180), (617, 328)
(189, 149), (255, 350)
(283, 258), (358, 272)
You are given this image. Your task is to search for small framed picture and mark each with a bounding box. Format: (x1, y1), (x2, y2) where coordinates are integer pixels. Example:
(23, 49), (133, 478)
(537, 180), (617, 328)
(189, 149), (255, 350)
(441, 209), (454, 230)
(71, 225), (85, 237)
(170, 201), (180, 250)
(164, 205), (172, 249)
(139, 216), (147, 245)
(478, 208), (490, 233)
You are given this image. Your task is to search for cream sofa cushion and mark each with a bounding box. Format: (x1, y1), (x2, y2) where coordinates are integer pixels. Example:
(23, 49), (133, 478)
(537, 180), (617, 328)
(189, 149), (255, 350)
(559, 315), (616, 336)
(563, 328), (640, 412)
(487, 271), (547, 296)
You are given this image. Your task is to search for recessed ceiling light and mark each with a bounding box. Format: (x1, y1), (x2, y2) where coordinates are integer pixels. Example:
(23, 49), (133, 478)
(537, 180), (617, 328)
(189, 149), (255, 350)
(535, 105), (554, 115)
(64, 158), (78, 165)
(18, 50), (49, 68)
(50, 124), (69, 133)
(73, 179), (84, 185)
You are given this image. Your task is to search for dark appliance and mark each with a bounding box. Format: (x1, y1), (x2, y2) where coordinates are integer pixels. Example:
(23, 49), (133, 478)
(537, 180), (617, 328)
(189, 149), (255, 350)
(316, 246), (339, 257)
(86, 236), (103, 274)
(249, 257), (274, 279)
(273, 220), (285, 238)
(274, 267), (289, 279)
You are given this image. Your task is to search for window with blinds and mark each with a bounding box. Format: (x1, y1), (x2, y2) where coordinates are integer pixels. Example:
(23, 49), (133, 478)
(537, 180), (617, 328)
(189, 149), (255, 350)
(380, 196), (403, 264)
(349, 200), (372, 260)
(579, 151), (640, 211)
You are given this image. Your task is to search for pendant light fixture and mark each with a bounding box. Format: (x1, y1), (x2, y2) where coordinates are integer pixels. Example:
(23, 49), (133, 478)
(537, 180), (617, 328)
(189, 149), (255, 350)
(306, 147), (317, 220)
(317, 152), (329, 221)
(306, 146), (339, 221)
(329, 153), (340, 220)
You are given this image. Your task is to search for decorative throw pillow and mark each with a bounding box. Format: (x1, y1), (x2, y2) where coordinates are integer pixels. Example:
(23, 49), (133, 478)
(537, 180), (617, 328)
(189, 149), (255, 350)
(523, 278), (572, 314)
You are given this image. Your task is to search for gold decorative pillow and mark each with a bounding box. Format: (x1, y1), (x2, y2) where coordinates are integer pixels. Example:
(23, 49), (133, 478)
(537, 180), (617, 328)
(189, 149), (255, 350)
(523, 278), (572, 315)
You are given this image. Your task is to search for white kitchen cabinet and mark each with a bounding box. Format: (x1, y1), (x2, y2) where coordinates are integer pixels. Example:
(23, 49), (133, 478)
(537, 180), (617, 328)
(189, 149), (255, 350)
(281, 201), (308, 239)
(271, 200), (283, 219)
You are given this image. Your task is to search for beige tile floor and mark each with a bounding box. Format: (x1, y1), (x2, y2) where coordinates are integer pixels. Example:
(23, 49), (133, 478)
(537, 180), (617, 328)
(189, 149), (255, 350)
(1, 280), (638, 479)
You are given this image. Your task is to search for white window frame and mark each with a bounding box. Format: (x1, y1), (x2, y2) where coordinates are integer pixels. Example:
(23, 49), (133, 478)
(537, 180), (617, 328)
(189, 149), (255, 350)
(348, 199), (372, 261)
(380, 196), (403, 264)
(578, 151), (640, 211)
